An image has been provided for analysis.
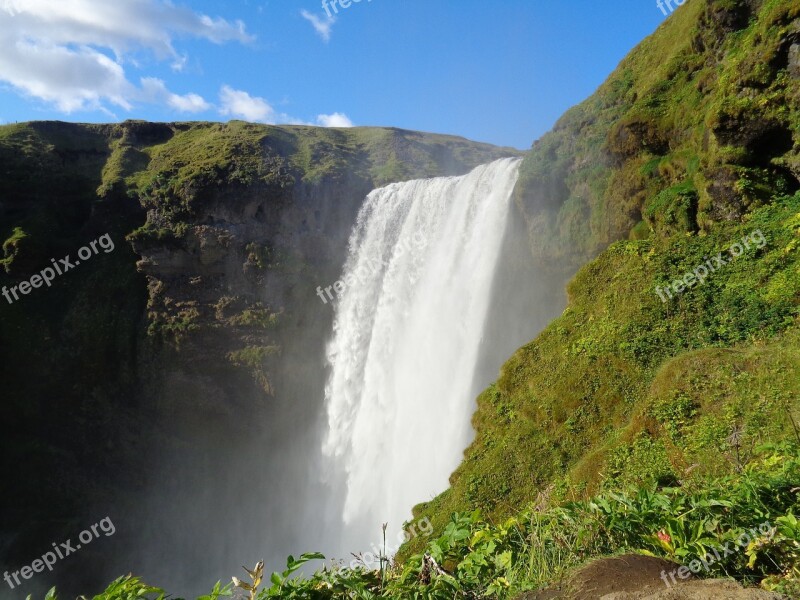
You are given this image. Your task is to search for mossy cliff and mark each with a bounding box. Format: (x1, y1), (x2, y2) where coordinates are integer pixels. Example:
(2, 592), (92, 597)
(411, 0), (800, 566)
(514, 0), (800, 269)
(0, 120), (517, 587)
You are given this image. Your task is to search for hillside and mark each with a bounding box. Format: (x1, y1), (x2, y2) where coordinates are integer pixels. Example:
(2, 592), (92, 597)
(404, 0), (800, 594)
(514, 0), (799, 268)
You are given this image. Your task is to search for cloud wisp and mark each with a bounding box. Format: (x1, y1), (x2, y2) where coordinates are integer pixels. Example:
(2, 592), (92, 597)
(316, 112), (354, 127)
(300, 9), (336, 42)
(219, 85), (278, 122)
(219, 86), (354, 128)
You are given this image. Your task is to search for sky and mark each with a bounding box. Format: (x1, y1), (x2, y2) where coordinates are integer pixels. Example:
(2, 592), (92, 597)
(0, 0), (672, 149)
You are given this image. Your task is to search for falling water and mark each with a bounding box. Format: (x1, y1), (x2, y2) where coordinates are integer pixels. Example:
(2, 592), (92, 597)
(323, 157), (522, 549)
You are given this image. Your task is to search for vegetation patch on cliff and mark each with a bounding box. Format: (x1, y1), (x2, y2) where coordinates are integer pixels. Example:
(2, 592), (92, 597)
(515, 0), (800, 268)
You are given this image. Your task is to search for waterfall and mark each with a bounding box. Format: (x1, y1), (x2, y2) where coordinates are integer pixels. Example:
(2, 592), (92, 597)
(322, 158), (522, 549)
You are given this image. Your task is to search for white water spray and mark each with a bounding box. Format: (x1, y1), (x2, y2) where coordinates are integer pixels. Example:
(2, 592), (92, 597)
(322, 158), (521, 548)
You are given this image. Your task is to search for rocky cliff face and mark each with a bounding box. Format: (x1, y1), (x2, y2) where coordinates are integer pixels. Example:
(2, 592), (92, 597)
(0, 119), (519, 594)
(122, 122), (520, 425)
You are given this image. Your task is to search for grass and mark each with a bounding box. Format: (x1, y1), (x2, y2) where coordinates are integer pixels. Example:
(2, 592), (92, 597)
(1, 226), (29, 272)
(410, 192), (800, 547)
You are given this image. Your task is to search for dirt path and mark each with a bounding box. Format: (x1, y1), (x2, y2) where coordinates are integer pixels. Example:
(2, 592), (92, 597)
(515, 554), (785, 600)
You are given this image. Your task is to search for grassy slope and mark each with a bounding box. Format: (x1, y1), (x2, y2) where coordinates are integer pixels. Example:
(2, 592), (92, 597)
(411, 0), (800, 563)
(419, 195), (799, 524)
(99, 120), (520, 192)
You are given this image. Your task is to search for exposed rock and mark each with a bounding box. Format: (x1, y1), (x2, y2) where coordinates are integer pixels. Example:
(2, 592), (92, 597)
(704, 165), (746, 222)
(120, 123), (520, 417)
(711, 112), (793, 163)
(602, 579), (784, 599)
(788, 43), (800, 78)
(515, 555), (784, 600)
(608, 118), (670, 159)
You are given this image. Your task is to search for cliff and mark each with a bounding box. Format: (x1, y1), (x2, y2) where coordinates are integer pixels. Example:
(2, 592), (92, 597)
(0, 120), (518, 589)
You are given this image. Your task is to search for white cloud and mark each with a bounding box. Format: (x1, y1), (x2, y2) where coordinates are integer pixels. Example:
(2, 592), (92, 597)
(0, 0), (351, 127)
(316, 112), (354, 127)
(0, 38), (134, 112)
(300, 9), (335, 42)
(217, 86), (352, 128)
(1, 0), (253, 57)
(0, 0), (251, 113)
(219, 85), (276, 122)
(140, 77), (211, 113)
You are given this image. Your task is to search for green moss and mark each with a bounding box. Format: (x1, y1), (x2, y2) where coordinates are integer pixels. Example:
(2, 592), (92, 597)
(228, 345), (281, 368)
(244, 242), (274, 271)
(228, 345), (282, 395)
(605, 432), (676, 489)
(414, 192), (800, 541)
(649, 391), (698, 442)
(1, 226), (28, 273)
(643, 181), (698, 237)
(228, 306), (280, 329)
(629, 220), (651, 240)
(370, 150), (409, 185)
(147, 305), (201, 341)
(515, 0), (800, 267)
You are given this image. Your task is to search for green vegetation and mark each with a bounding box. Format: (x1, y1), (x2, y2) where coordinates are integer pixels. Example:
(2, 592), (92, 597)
(228, 345), (282, 394)
(29, 443), (800, 598)
(410, 193), (799, 539)
(393, 2), (800, 592)
(93, 120), (518, 246)
(147, 303), (201, 340)
(228, 305), (281, 329)
(4, 0), (800, 596)
(515, 0), (800, 267)
(1, 226), (28, 272)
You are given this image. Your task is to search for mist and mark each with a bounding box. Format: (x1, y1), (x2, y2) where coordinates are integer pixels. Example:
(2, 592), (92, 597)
(1, 152), (570, 600)
(72, 158), (567, 599)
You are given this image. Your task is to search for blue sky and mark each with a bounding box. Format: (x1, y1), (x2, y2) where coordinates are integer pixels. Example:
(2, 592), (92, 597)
(0, 0), (671, 149)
